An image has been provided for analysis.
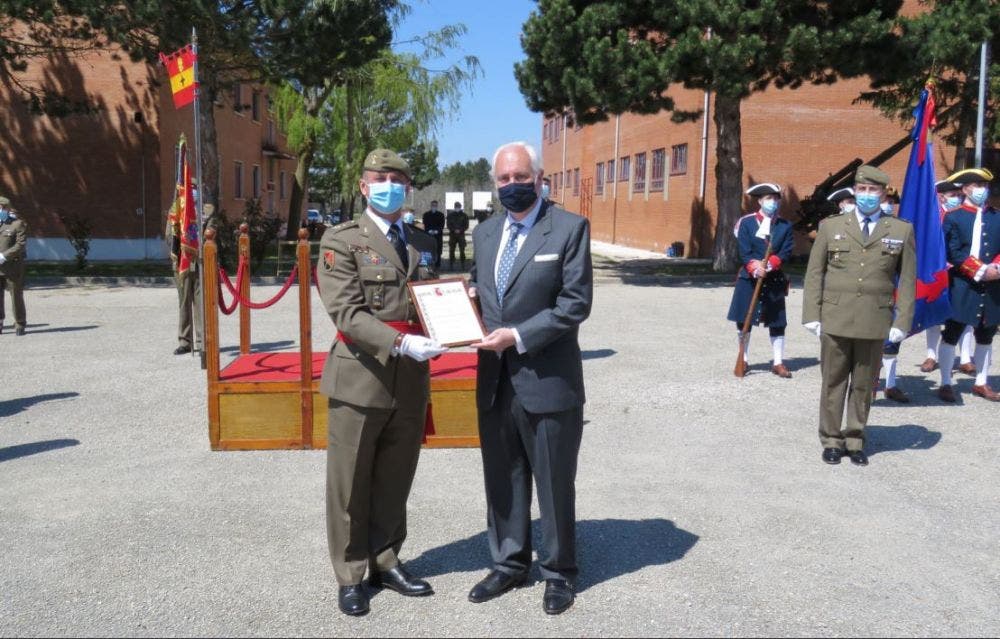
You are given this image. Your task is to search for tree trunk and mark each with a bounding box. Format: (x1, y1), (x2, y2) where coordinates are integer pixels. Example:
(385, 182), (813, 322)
(711, 92), (743, 272)
(286, 138), (315, 239)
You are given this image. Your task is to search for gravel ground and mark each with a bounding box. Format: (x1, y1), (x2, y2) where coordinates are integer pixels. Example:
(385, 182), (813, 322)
(1, 261), (998, 637)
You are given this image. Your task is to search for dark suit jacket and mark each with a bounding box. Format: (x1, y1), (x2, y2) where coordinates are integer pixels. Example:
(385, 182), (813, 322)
(469, 201), (593, 414)
(943, 204), (1000, 326)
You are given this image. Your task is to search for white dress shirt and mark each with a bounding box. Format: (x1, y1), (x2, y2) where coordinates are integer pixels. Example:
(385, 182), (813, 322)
(855, 209), (881, 235)
(365, 208), (406, 242)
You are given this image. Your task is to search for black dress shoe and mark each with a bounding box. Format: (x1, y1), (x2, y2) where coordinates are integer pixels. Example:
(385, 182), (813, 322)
(848, 450), (869, 466)
(338, 584), (369, 616)
(174, 345), (192, 355)
(468, 569), (527, 603)
(15, 326), (25, 336)
(369, 565), (433, 596)
(822, 448), (844, 465)
(543, 579), (574, 615)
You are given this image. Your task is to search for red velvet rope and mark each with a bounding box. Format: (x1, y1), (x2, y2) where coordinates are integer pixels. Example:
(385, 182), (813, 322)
(217, 260), (244, 315)
(216, 256), (298, 311)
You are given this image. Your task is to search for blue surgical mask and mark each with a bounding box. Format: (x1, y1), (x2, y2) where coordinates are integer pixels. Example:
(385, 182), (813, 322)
(402, 212), (415, 225)
(880, 202), (894, 215)
(970, 186), (989, 206)
(0, 209), (8, 222)
(760, 199), (779, 216)
(541, 184), (551, 200)
(367, 181), (407, 214)
(840, 202), (856, 215)
(856, 192), (881, 214)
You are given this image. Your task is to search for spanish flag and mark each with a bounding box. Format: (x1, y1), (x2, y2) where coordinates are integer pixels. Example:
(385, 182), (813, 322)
(159, 44), (197, 109)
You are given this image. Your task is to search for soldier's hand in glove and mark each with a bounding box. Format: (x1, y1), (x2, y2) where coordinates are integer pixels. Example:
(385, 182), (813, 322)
(399, 335), (448, 362)
(888, 328), (906, 343)
(803, 321), (822, 337)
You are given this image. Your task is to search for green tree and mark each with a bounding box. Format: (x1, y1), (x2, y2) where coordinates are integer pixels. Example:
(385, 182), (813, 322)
(439, 157), (491, 188)
(859, 0), (999, 170)
(516, 0), (902, 270)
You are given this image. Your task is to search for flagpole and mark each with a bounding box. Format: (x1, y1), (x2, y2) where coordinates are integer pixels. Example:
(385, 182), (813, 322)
(974, 41), (989, 166)
(192, 26), (206, 368)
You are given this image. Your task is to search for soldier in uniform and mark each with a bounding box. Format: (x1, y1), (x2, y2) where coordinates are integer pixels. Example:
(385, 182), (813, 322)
(421, 199), (445, 267)
(169, 180), (203, 355)
(0, 196), (28, 335)
(803, 165), (916, 466)
(316, 148), (445, 616)
(446, 200), (470, 270)
(727, 183), (794, 377)
(935, 167), (1000, 402)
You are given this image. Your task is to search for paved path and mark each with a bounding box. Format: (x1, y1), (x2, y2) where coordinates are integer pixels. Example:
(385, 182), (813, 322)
(1, 269), (998, 636)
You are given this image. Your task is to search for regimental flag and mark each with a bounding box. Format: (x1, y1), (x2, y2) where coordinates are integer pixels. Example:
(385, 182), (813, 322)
(170, 134), (199, 274)
(159, 44), (197, 109)
(898, 84), (951, 334)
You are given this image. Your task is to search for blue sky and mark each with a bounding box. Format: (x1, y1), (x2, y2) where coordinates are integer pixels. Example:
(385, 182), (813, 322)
(394, 0), (542, 168)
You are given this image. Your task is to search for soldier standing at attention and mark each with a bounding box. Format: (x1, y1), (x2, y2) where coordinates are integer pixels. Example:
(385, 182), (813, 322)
(935, 167), (1000, 403)
(727, 183), (794, 377)
(446, 200), (470, 271)
(0, 195), (28, 336)
(316, 148), (445, 616)
(421, 199), (445, 268)
(803, 165), (916, 466)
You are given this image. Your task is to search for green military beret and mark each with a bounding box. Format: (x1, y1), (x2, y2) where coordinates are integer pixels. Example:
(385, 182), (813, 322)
(363, 148), (411, 180)
(946, 167), (995, 184)
(0, 196), (9, 207)
(854, 165), (890, 186)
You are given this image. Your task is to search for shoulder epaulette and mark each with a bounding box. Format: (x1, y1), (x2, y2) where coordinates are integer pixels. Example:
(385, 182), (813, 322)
(328, 219), (358, 234)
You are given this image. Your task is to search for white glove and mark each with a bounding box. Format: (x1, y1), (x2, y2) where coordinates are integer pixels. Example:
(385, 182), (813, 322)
(804, 321), (822, 337)
(399, 334), (448, 362)
(888, 327), (906, 343)
(0, 253), (6, 264)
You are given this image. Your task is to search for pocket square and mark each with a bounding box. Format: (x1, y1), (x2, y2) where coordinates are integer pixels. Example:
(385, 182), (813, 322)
(534, 253), (559, 262)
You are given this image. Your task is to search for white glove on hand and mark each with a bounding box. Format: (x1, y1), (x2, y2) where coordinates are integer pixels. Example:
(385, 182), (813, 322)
(804, 321), (822, 337)
(0, 253), (6, 264)
(399, 334), (448, 362)
(888, 327), (906, 343)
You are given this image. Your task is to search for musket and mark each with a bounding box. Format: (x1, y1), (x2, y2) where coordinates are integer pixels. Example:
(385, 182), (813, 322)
(734, 239), (773, 378)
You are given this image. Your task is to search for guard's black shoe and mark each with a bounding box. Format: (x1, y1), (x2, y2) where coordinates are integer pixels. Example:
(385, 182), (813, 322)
(849, 450), (869, 466)
(822, 448), (844, 465)
(543, 579), (574, 615)
(468, 569), (527, 603)
(174, 345), (192, 355)
(369, 565), (433, 597)
(338, 584), (370, 616)
(15, 326), (25, 336)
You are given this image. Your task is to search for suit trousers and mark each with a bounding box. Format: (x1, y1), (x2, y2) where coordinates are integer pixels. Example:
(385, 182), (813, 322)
(0, 273), (26, 327)
(478, 362), (583, 584)
(819, 333), (883, 451)
(175, 269), (202, 349)
(326, 398), (426, 586)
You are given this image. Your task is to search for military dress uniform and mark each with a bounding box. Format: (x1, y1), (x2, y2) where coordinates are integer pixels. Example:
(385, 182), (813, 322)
(316, 150), (440, 614)
(803, 166), (916, 463)
(935, 167), (1000, 402)
(0, 198), (28, 335)
(446, 207), (469, 270)
(421, 207), (445, 267)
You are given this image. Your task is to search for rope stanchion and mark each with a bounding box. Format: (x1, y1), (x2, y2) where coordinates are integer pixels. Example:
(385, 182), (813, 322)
(217, 261), (243, 315)
(217, 256), (299, 311)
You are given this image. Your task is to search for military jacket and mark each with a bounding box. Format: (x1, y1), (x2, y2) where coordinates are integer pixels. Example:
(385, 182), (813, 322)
(0, 214), (28, 277)
(316, 214), (438, 410)
(942, 204), (1000, 326)
(803, 212), (916, 339)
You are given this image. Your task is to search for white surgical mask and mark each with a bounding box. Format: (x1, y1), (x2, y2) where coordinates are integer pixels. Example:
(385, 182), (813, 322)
(880, 202), (894, 215)
(840, 202), (857, 215)
(970, 186), (989, 206)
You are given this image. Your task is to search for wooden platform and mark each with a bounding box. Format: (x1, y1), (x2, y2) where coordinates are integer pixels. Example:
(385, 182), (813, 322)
(208, 350), (479, 451)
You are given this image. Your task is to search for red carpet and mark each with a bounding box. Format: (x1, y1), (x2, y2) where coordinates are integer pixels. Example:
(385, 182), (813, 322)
(220, 350), (478, 383)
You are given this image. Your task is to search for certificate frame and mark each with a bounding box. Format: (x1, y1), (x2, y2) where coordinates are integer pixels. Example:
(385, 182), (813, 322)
(407, 277), (487, 347)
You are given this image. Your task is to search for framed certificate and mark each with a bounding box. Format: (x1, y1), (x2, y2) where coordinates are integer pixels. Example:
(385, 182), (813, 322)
(407, 278), (487, 347)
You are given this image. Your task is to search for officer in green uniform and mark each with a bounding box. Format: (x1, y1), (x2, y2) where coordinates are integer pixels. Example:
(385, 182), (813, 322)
(316, 148), (445, 616)
(0, 195), (28, 335)
(802, 165), (916, 466)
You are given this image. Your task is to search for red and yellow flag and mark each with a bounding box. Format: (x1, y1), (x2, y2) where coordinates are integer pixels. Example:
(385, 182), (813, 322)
(159, 44), (197, 109)
(170, 135), (199, 273)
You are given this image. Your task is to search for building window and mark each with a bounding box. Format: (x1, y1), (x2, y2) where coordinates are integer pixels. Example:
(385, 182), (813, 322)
(251, 90), (261, 122)
(573, 168), (580, 196)
(671, 143), (688, 175)
(595, 162), (605, 196)
(618, 156), (630, 182)
(565, 170), (571, 189)
(553, 118), (560, 142)
(252, 165), (261, 198)
(232, 83), (242, 114)
(650, 148), (666, 192)
(555, 172), (561, 193)
(280, 171), (286, 199)
(234, 161), (244, 198)
(607, 159), (615, 186)
(633, 152), (647, 193)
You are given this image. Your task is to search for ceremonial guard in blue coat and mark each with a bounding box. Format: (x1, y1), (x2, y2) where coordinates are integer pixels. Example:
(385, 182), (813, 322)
(936, 167), (1000, 402)
(727, 183), (795, 377)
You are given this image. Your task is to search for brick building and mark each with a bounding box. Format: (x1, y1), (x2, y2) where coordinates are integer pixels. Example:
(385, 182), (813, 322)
(542, 78), (963, 259)
(0, 32), (300, 261)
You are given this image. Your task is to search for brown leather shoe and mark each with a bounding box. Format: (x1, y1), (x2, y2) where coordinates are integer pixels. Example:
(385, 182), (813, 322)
(938, 385), (957, 403)
(972, 384), (1000, 402)
(919, 357), (938, 373)
(771, 363), (792, 378)
(884, 386), (910, 403)
(958, 362), (977, 375)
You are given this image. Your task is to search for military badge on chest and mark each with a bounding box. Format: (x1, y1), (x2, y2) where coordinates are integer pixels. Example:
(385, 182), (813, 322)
(323, 250), (335, 271)
(349, 243), (387, 266)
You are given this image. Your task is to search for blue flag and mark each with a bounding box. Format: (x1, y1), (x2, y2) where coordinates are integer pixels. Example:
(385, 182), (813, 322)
(898, 87), (951, 334)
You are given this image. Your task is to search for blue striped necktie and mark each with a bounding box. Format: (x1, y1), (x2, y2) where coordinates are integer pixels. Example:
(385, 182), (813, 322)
(496, 222), (523, 305)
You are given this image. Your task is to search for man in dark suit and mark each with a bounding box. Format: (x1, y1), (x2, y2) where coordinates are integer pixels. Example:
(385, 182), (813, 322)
(466, 141), (593, 615)
(421, 200), (445, 268)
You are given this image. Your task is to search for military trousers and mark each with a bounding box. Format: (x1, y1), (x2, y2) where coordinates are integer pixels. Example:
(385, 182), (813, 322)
(0, 272), (26, 327)
(175, 269), (202, 349)
(819, 333), (883, 451)
(326, 398), (426, 586)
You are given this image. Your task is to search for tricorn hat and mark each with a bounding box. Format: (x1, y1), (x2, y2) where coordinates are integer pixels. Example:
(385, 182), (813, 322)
(363, 148), (411, 180)
(745, 183), (782, 197)
(827, 187), (854, 203)
(935, 179), (962, 193)
(946, 167), (994, 185)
